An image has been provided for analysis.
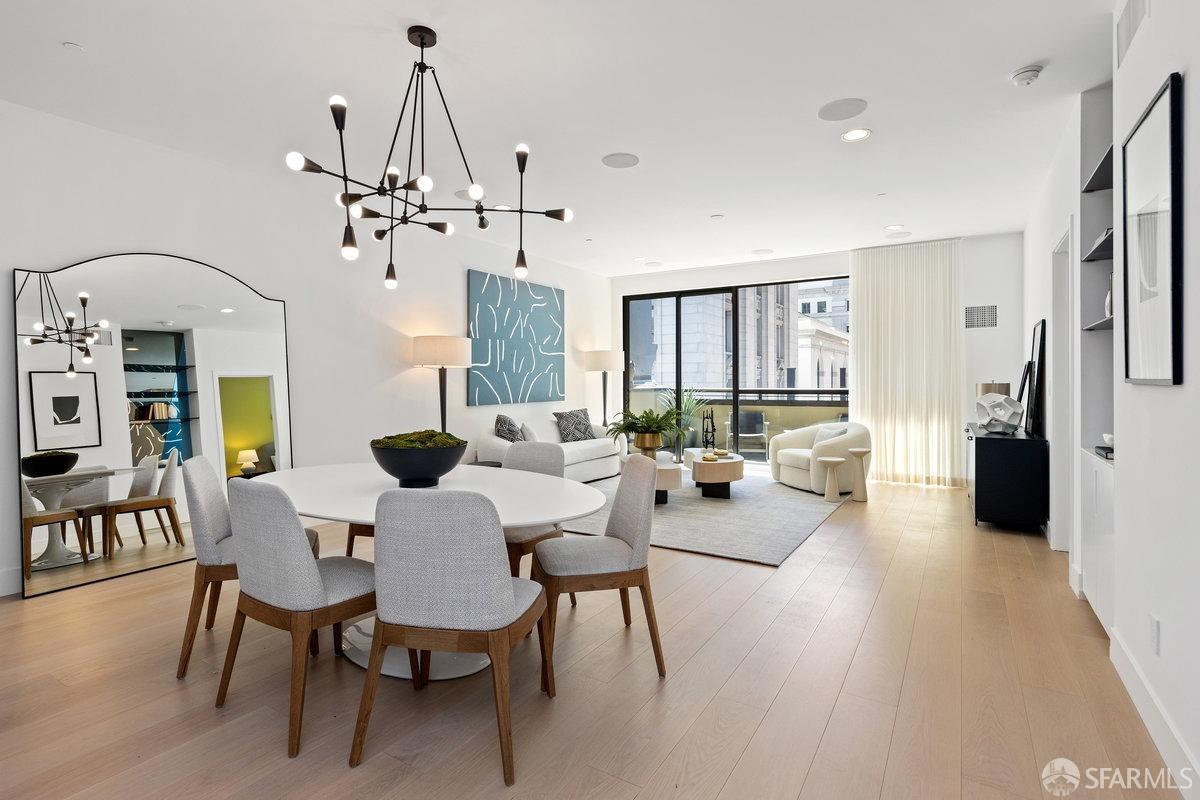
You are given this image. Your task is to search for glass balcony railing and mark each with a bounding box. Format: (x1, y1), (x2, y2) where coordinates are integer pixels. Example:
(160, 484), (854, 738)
(627, 386), (850, 462)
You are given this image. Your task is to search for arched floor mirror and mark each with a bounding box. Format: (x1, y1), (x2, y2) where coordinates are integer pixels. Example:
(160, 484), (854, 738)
(13, 253), (291, 597)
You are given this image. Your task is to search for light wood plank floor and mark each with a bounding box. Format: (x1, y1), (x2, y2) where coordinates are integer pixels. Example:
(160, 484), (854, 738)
(0, 483), (1176, 799)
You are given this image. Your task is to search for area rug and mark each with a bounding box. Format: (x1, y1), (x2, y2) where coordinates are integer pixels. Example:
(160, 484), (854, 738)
(565, 472), (843, 566)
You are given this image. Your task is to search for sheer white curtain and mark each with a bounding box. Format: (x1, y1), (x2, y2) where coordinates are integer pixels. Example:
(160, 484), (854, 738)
(849, 239), (963, 486)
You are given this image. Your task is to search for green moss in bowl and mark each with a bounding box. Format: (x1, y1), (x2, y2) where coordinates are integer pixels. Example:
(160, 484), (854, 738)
(371, 430), (467, 449)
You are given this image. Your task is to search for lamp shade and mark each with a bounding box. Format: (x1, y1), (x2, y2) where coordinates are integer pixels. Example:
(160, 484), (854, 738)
(236, 449), (259, 465)
(412, 335), (473, 368)
(583, 349), (625, 372)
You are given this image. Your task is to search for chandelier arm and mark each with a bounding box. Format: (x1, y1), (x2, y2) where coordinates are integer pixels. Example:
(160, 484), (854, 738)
(388, 193), (395, 263)
(419, 51), (426, 195)
(428, 68), (474, 185)
(336, 128), (352, 228)
(45, 276), (70, 335)
(379, 62), (420, 185)
(403, 65), (420, 207)
(518, 170), (525, 251)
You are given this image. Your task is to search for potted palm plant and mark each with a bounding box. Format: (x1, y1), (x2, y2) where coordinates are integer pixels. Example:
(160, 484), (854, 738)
(659, 388), (709, 450)
(608, 407), (682, 459)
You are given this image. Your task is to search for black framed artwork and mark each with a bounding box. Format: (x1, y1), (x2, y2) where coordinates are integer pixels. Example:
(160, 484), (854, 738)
(1122, 72), (1183, 385)
(29, 370), (102, 450)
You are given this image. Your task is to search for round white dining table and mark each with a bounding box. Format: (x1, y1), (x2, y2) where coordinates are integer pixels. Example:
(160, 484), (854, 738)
(255, 462), (606, 680)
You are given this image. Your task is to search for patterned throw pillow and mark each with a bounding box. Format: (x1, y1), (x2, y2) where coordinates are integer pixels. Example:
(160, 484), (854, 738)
(495, 414), (525, 443)
(553, 409), (596, 442)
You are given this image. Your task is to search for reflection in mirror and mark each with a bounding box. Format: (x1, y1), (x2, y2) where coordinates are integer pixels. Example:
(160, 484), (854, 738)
(14, 254), (290, 596)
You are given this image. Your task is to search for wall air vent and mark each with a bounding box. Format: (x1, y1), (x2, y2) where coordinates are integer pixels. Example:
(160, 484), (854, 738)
(965, 305), (998, 329)
(1117, 0), (1149, 68)
(88, 329), (114, 346)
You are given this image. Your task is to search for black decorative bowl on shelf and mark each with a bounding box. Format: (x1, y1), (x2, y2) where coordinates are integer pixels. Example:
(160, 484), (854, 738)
(21, 450), (80, 478)
(370, 430), (468, 488)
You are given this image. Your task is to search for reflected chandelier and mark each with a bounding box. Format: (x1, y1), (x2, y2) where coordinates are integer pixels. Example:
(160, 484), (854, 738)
(18, 272), (109, 377)
(285, 25), (571, 286)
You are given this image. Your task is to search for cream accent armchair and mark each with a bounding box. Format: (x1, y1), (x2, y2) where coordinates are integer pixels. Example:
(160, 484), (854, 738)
(769, 422), (872, 495)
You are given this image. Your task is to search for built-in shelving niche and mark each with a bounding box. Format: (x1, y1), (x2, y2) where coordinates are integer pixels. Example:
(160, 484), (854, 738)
(122, 330), (195, 462)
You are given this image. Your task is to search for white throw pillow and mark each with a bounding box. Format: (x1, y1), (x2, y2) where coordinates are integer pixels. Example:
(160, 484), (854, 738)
(814, 426), (847, 446)
(520, 423), (538, 442)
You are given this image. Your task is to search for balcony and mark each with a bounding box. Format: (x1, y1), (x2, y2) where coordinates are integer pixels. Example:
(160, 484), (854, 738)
(628, 386), (850, 462)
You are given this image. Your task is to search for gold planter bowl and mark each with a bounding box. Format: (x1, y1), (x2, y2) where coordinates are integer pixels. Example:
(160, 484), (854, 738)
(632, 432), (663, 459)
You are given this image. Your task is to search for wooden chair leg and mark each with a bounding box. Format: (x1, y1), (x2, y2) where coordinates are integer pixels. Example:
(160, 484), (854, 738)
(288, 623), (312, 757)
(204, 579), (222, 630)
(407, 648), (422, 690)
(639, 576), (666, 677)
(166, 502), (185, 545)
(154, 508), (171, 543)
(345, 529), (356, 557)
(22, 520), (33, 581)
(103, 508), (117, 558)
(74, 522), (89, 565)
(215, 605), (246, 705)
(569, 592), (578, 606)
(619, 587), (631, 625)
(487, 631), (515, 786)
(541, 589), (559, 694)
(537, 606), (556, 698)
(309, 629), (320, 657)
(419, 650), (431, 687)
(134, 511), (148, 545)
(333, 621), (344, 656)
(348, 624), (387, 767)
(84, 516), (95, 554)
(178, 568), (209, 679)
(59, 521), (67, 543)
(507, 547), (522, 577)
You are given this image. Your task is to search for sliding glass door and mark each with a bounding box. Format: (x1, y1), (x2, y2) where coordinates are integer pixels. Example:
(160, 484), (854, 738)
(623, 277), (850, 462)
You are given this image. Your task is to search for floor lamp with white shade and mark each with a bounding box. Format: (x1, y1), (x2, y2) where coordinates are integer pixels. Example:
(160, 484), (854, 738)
(412, 335), (473, 432)
(583, 349), (625, 426)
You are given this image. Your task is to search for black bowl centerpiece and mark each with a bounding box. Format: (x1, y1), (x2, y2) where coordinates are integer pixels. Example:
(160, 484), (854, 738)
(370, 429), (468, 488)
(20, 450), (80, 478)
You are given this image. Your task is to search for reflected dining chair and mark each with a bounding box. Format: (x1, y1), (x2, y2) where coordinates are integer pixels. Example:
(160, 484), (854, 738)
(176, 457), (321, 678)
(532, 454), (664, 678)
(217, 478), (375, 757)
(349, 489), (553, 785)
(59, 467), (110, 556)
(21, 480), (83, 579)
(103, 451), (185, 556)
(500, 442), (577, 607)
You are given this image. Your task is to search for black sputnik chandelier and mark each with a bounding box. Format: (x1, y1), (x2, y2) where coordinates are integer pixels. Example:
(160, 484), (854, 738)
(285, 25), (572, 286)
(18, 272), (109, 377)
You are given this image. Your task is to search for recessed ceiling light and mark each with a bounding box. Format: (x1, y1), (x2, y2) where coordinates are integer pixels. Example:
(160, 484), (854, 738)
(818, 98), (868, 121)
(125, 346), (139, 352)
(645, 261), (663, 267)
(841, 128), (872, 143)
(886, 231), (913, 240)
(61, 41), (85, 53)
(751, 248), (774, 256)
(710, 213), (725, 221)
(177, 303), (206, 311)
(601, 152), (640, 169)
(884, 224), (905, 231)
(584, 237), (593, 242)
(157, 320), (175, 327)
(876, 192), (888, 198)
(219, 307), (236, 314)
(494, 204), (512, 211)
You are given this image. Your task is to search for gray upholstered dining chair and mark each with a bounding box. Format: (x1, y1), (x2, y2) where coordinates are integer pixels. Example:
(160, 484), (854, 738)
(532, 453), (664, 678)
(500, 442), (576, 607)
(216, 478), (375, 758)
(59, 466), (110, 555)
(101, 454), (161, 554)
(176, 457), (322, 678)
(349, 489), (553, 785)
(20, 479), (83, 580)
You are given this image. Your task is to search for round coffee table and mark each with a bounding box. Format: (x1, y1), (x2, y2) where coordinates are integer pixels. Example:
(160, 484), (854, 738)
(817, 456), (846, 502)
(683, 448), (745, 499)
(847, 448), (871, 502)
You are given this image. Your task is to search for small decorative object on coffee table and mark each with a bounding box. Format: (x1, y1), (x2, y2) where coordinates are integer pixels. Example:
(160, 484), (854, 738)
(684, 447), (744, 499)
(847, 447), (871, 502)
(370, 429), (468, 487)
(701, 408), (716, 450)
(817, 456), (846, 502)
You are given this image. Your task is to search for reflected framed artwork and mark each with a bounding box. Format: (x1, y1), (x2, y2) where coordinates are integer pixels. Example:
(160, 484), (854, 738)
(1122, 72), (1183, 385)
(29, 370), (102, 450)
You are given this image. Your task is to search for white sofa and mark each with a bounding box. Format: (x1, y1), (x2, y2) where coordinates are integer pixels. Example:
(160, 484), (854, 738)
(768, 422), (871, 495)
(477, 416), (626, 483)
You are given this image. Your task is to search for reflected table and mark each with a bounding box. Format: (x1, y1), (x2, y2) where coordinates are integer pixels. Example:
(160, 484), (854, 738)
(26, 467), (138, 571)
(256, 462), (605, 680)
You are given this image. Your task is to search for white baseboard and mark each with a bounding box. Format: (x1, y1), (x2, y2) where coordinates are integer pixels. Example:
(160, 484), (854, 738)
(0, 565), (22, 598)
(1110, 629), (1200, 798)
(1069, 565), (1084, 598)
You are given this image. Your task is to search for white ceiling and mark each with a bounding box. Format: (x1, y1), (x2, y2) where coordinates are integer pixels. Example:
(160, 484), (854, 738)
(0, 1), (1114, 277)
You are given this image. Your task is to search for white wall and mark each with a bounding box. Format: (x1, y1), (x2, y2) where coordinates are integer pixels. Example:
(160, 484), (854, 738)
(1107, 0), (1200, 786)
(0, 99), (613, 595)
